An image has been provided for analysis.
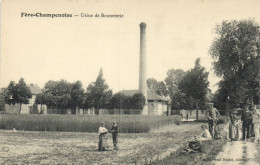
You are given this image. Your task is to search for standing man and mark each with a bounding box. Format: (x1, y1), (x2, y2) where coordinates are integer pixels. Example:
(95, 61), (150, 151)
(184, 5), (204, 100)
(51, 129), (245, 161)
(241, 105), (252, 141)
(110, 121), (119, 150)
(206, 103), (220, 139)
(98, 122), (108, 151)
(252, 105), (260, 143)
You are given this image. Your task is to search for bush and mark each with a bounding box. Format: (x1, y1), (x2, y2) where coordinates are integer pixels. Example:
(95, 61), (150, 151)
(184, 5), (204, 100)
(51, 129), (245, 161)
(132, 93), (145, 110)
(0, 114), (182, 133)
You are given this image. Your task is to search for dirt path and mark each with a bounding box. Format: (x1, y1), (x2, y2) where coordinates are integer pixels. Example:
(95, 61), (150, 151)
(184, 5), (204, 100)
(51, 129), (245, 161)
(215, 124), (259, 165)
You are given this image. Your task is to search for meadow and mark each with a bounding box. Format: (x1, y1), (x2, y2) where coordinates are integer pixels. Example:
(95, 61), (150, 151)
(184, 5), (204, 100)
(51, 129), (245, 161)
(0, 114), (181, 133)
(0, 122), (217, 165)
(0, 114), (229, 164)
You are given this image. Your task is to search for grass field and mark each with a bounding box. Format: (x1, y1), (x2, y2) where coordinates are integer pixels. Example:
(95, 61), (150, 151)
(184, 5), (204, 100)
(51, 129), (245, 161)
(0, 122), (219, 165)
(0, 114), (181, 133)
(151, 124), (228, 165)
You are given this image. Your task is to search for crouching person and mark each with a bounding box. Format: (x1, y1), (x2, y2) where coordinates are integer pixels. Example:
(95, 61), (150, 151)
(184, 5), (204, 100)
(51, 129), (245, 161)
(98, 122), (108, 151)
(198, 125), (212, 141)
(182, 125), (211, 154)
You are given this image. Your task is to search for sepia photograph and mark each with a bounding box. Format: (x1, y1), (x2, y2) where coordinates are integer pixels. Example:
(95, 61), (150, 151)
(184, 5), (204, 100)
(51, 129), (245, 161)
(0, 0), (259, 164)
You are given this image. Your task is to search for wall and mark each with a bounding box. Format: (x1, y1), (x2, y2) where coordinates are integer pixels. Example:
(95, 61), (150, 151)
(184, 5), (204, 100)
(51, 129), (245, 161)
(148, 101), (155, 115)
(162, 103), (168, 115)
(5, 103), (31, 114)
(149, 101), (168, 116)
(148, 101), (158, 115)
(158, 102), (163, 115)
(4, 104), (20, 113)
(20, 104), (30, 114)
(37, 104), (47, 114)
(4, 94), (39, 114)
(99, 109), (110, 115)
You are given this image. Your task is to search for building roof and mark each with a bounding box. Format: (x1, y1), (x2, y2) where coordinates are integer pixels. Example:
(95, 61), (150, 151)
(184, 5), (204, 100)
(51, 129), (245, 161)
(28, 84), (42, 95)
(119, 89), (168, 101)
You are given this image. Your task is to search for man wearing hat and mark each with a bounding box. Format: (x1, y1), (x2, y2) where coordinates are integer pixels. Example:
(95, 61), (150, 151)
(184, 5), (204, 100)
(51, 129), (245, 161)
(241, 105), (252, 140)
(98, 122), (108, 151)
(206, 103), (220, 139)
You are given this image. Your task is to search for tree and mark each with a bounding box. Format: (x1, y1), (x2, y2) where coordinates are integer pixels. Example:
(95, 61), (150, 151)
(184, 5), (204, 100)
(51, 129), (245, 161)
(110, 93), (125, 109)
(85, 68), (112, 113)
(210, 19), (260, 115)
(157, 81), (168, 98)
(164, 69), (186, 98)
(4, 81), (16, 105)
(44, 79), (71, 96)
(40, 79), (73, 113)
(147, 78), (159, 93)
(132, 92), (145, 111)
(5, 78), (32, 113)
(0, 88), (6, 111)
(171, 89), (193, 110)
(123, 95), (133, 109)
(35, 93), (47, 113)
(147, 78), (168, 98)
(70, 81), (85, 111)
(179, 58), (209, 120)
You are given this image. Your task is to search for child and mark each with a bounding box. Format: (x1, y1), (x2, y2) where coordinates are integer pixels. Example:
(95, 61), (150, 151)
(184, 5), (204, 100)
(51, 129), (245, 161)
(198, 125), (212, 141)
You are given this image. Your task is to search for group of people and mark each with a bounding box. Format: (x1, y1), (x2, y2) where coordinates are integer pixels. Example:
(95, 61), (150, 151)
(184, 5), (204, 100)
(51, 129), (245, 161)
(183, 103), (260, 154)
(229, 104), (260, 143)
(98, 104), (260, 152)
(98, 121), (119, 151)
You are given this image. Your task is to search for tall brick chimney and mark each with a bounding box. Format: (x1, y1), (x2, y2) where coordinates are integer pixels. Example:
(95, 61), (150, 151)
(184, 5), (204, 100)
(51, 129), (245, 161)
(139, 22), (147, 103)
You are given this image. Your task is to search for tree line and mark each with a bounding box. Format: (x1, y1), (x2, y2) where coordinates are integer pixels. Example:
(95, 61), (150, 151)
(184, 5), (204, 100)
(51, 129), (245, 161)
(1, 68), (146, 114)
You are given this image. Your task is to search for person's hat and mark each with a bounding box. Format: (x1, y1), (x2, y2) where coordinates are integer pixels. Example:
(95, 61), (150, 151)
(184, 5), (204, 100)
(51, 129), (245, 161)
(101, 122), (105, 124)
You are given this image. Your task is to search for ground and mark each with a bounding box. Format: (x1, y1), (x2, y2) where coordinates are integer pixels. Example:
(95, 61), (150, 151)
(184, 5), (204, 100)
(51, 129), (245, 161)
(214, 123), (259, 165)
(0, 121), (259, 165)
(0, 123), (202, 165)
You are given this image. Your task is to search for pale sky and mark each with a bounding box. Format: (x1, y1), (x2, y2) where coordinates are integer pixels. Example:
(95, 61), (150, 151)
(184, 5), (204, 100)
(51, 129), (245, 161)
(1, 0), (260, 93)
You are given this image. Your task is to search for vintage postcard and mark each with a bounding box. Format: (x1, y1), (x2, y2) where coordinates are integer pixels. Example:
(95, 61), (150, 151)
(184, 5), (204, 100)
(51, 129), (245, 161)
(0, 0), (259, 164)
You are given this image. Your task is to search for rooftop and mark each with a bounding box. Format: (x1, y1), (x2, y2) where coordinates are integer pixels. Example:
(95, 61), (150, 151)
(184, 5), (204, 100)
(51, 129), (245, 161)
(28, 84), (42, 95)
(119, 89), (168, 101)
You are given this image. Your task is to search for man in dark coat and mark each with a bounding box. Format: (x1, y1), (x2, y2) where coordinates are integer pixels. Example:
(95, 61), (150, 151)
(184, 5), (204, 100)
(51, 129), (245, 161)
(241, 105), (252, 140)
(110, 121), (119, 150)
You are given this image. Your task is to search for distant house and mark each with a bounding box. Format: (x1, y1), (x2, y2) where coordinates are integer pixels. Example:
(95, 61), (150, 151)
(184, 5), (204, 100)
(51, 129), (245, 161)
(119, 90), (170, 115)
(4, 84), (46, 114)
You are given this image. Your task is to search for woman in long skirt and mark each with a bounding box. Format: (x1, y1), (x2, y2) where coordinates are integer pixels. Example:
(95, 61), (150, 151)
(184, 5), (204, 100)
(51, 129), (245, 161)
(98, 122), (108, 151)
(229, 109), (239, 141)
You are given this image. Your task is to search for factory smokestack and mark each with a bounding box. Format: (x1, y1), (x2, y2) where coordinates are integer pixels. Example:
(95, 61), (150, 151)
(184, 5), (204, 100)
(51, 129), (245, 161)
(139, 22), (147, 103)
